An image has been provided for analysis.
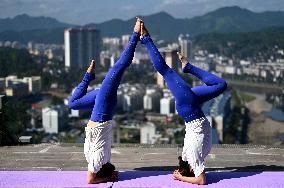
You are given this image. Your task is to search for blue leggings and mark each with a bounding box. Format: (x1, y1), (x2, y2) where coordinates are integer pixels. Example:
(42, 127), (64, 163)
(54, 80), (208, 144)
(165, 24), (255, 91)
(141, 36), (227, 123)
(68, 32), (139, 122)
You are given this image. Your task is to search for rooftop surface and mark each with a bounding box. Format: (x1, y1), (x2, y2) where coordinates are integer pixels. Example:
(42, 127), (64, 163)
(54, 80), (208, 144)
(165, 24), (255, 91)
(0, 144), (284, 187)
(1, 143), (283, 171)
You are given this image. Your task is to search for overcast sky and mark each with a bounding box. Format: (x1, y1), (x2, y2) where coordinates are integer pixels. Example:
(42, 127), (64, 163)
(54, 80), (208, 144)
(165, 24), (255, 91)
(1, 0), (284, 25)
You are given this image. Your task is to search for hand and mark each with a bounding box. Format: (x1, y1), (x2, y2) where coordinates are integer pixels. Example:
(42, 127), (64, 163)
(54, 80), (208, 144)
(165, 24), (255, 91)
(140, 21), (149, 39)
(87, 60), (95, 74)
(177, 52), (189, 69)
(134, 17), (142, 33)
(177, 52), (188, 62)
(173, 170), (182, 180)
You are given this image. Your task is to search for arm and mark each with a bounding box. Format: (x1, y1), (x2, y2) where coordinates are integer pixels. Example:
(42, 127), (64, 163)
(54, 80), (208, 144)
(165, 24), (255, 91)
(173, 170), (206, 185)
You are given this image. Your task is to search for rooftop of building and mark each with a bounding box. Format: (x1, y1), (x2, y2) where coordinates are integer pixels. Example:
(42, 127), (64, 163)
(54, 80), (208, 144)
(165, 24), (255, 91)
(1, 143), (283, 172)
(1, 144), (284, 187)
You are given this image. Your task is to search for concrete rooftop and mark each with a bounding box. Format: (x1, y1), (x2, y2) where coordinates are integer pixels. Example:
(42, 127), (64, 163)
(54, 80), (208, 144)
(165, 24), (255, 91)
(0, 144), (284, 172)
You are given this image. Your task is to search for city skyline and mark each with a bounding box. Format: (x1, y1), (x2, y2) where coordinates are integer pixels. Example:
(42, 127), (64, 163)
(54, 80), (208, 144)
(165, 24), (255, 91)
(1, 0), (284, 25)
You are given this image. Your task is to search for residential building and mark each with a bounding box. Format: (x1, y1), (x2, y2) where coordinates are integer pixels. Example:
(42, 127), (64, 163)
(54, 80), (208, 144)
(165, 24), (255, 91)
(42, 105), (68, 134)
(157, 46), (179, 88)
(5, 82), (29, 98)
(64, 28), (101, 69)
(0, 78), (5, 92)
(143, 86), (162, 112)
(0, 95), (5, 111)
(178, 34), (192, 59)
(140, 122), (161, 144)
(22, 76), (41, 93)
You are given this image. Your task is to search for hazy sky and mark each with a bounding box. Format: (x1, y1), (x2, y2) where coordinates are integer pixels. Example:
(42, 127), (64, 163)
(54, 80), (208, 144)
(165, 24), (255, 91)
(1, 0), (284, 25)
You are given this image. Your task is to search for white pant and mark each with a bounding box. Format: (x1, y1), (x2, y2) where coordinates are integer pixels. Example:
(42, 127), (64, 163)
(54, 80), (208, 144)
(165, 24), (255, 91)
(182, 117), (212, 177)
(84, 120), (113, 173)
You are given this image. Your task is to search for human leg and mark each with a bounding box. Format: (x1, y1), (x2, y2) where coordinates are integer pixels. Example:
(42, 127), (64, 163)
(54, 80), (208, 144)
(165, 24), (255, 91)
(140, 22), (204, 122)
(178, 52), (227, 103)
(68, 60), (98, 110)
(90, 19), (141, 122)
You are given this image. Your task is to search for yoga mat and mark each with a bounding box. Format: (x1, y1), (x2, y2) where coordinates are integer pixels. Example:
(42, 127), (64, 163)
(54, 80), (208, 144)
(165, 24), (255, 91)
(0, 171), (112, 187)
(0, 171), (283, 188)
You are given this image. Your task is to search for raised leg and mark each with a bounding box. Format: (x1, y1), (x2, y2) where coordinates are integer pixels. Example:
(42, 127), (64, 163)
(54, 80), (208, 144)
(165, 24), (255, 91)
(141, 35), (204, 122)
(141, 35), (197, 106)
(68, 71), (99, 110)
(90, 32), (140, 122)
(183, 63), (227, 104)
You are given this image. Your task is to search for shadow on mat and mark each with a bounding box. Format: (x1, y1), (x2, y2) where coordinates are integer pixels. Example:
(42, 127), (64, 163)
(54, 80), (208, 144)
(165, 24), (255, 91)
(206, 165), (284, 184)
(134, 166), (177, 171)
(206, 172), (261, 184)
(131, 165), (284, 184)
(116, 171), (172, 181)
(206, 165), (284, 172)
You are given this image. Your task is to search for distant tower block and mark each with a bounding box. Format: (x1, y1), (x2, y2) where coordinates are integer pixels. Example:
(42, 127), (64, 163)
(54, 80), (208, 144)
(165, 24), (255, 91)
(121, 34), (131, 48)
(157, 47), (179, 88)
(64, 28), (101, 70)
(178, 34), (192, 59)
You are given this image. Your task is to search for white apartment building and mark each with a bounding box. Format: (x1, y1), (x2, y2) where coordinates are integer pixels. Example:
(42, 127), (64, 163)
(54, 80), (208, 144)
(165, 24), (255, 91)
(143, 87), (162, 112)
(42, 105), (68, 134)
(178, 34), (192, 59)
(160, 97), (175, 115)
(140, 122), (161, 144)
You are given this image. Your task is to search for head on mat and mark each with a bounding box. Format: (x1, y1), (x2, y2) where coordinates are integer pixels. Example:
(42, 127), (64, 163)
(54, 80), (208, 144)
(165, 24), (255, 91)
(178, 156), (195, 177)
(96, 162), (116, 178)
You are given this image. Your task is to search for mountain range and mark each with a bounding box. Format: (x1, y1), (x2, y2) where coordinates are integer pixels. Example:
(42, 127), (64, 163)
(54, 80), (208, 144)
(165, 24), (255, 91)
(1, 6), (284, 43)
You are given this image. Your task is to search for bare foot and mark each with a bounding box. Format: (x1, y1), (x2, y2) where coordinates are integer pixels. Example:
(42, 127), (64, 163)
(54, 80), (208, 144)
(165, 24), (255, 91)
(87, 60), (95, 74)
(177, 52), (189, 69)
(134, 17), (142, 33)
(140, 21), (149, 39)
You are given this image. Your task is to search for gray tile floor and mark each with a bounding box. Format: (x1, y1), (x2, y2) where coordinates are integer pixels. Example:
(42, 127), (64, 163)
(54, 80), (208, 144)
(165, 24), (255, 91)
(0, 144), (283, 172)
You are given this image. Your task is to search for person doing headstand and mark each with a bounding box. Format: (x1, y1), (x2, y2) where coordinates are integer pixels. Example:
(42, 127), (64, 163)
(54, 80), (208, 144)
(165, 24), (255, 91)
(139, 21), (227, 185)
(68, 18), (142, 184)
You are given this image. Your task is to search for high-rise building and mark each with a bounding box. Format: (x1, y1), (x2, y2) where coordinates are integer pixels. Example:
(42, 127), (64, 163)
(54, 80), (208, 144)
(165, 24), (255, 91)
(123, 91), (143, 112)
(178, 34), (192, 59)
(140, 122), (160, 144)
(157, 46), (179, 88)
(5, 75), (18, 87)
(42, 105), (68, 134)
(160, 89), (175, 115)
(0, 78), (5, 92)
(121, 34), (130, 48)
(160, 97), (175, 115)
(143, 87), (162, 112)
(5, 82), (29, 98)
(0, 95), (5, 111)
(64, 28), (101, 69)
(4, 75), (41, 95)
(100, 51), (111, 69)
(102, 37), (121, 54)
(202, 91), (231, 142)
(22, 76), (41, 94)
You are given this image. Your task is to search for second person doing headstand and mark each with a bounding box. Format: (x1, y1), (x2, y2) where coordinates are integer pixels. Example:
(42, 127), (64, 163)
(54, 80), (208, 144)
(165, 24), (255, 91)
(139, 21), (227, 185)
